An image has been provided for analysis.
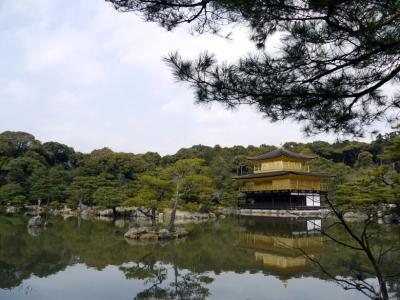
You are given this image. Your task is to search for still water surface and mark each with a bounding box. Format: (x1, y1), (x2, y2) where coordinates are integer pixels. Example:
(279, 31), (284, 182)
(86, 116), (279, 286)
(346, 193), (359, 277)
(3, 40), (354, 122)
(0, 215), (396, 300)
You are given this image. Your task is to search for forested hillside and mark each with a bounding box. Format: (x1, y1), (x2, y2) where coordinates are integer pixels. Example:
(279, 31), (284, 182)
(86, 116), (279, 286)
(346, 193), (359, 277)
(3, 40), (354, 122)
(0, 130), (399, 211)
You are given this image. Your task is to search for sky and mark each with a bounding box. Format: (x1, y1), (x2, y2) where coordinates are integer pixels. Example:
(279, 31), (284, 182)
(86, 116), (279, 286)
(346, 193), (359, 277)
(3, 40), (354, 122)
(0, 0), (392, 155)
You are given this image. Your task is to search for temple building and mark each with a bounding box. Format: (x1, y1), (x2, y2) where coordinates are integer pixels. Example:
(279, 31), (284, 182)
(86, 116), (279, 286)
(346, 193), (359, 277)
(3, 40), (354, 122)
(233, 148), (333, 210)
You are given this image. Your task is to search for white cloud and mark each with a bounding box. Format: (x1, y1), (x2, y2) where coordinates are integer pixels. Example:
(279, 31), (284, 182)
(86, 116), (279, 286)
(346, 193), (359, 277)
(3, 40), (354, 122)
(0, 0), (388, 155)
(161, 97), (233, 124)
(0, 0), (55, 20)
(25, 33), (76, 71)
(0, 79), (34, 103)
(21, 28), (109, 86)
(161, 98), (187, 114)
(52, 90), (81, 108)
(193, 105), (234, 123)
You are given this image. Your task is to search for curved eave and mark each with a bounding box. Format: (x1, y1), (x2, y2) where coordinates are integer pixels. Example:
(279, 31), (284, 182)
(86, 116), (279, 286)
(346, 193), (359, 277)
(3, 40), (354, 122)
(247, 148), (317, 161)
(232, 170), (334, 180)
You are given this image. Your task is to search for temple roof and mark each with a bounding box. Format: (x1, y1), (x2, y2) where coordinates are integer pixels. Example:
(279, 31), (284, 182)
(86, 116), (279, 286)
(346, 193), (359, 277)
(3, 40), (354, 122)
(247, 148), (317, 161)
(232, 170), (334, 180)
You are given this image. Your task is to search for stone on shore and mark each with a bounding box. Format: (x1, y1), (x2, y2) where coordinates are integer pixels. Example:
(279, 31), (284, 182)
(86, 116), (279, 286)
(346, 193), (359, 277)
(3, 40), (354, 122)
(343, 211), (369, 221)
(60, 207), (75, 216)
(49, 208), (61, 216)
(163, 209), (218, 224)
(99, 209), (114, 217)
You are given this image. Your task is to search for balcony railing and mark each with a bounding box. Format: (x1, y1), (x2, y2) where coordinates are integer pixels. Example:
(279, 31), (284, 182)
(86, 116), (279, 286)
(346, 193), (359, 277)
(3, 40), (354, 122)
(240, 182), (328, 192)
(254, 162), (310, 173)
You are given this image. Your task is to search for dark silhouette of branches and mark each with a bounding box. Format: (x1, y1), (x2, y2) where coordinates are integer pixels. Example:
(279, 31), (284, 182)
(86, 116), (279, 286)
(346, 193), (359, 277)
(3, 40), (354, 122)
(285, 199), (400, 300)
(106, 0), (400, 136)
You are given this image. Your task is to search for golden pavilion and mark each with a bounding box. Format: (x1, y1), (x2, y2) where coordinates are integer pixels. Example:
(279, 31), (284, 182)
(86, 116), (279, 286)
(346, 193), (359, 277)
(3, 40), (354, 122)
(233, 148), (332, 210)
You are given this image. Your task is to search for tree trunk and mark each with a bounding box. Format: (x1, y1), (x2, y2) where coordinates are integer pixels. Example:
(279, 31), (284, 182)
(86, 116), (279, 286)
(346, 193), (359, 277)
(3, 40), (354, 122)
(365, 247), (389, 300)
(168, 189), (180, 232)
(112, 206), (117, 220)
(151, 207), (157, 228)
(37, 199), (41, 216)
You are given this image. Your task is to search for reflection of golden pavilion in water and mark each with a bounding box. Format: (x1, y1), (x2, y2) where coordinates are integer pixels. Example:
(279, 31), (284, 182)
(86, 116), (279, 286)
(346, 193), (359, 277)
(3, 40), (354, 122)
(236, 217), (325, 280)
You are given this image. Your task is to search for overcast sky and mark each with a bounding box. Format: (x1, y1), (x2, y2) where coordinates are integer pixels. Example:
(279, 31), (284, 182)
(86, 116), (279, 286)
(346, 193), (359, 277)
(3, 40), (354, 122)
(0, 0), (392, 155)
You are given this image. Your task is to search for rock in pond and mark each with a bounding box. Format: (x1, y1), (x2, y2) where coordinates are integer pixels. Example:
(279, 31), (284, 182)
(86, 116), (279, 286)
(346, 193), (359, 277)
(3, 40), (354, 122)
(28, 216), (42, 227)
(174, 227), (189, 238)
(124, 227), (152, 239)
(158, 229), (172, 240)
(139, 232), (159, 240)
(124, 227), (188, 240)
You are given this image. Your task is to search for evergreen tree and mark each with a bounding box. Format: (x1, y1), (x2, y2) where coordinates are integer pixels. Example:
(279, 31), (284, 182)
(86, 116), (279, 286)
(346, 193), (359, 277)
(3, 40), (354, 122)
(166, 158), (215, 231)
(0, 183), (25, 206)
(355, 151), (374, 169)
(93, 185), (126, 216)
(125, 173), (174, 227)
(335, 167), (398, 207)
(107, 0), (400, 136)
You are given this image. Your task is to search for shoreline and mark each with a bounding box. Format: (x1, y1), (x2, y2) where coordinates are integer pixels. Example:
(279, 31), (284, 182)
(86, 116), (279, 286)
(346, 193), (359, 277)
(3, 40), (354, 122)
(230, 208), (331, 218)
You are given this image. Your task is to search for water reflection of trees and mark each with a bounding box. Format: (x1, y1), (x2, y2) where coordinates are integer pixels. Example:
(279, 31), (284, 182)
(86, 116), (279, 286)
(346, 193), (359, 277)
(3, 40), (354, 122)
(236, 215), (400, 299)
(125, 266), (213, 300)
(0, 214), (399, 299)
(120, 247), (214, 299)
(0, 215), (71, 289)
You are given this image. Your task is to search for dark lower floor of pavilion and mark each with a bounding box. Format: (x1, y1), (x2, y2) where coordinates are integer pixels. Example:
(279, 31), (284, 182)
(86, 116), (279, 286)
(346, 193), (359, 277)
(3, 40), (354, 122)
(237, 190), (327, 210)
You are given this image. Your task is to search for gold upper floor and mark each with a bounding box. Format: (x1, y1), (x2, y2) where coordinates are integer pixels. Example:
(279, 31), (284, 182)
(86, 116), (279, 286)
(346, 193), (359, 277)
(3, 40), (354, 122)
(248, 148), (316, 173)
(254, 159), (310, 173)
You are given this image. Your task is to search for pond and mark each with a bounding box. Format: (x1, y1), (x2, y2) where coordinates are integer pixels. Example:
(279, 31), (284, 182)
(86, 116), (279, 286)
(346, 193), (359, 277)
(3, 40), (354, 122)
(0, 214), (398, 300)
